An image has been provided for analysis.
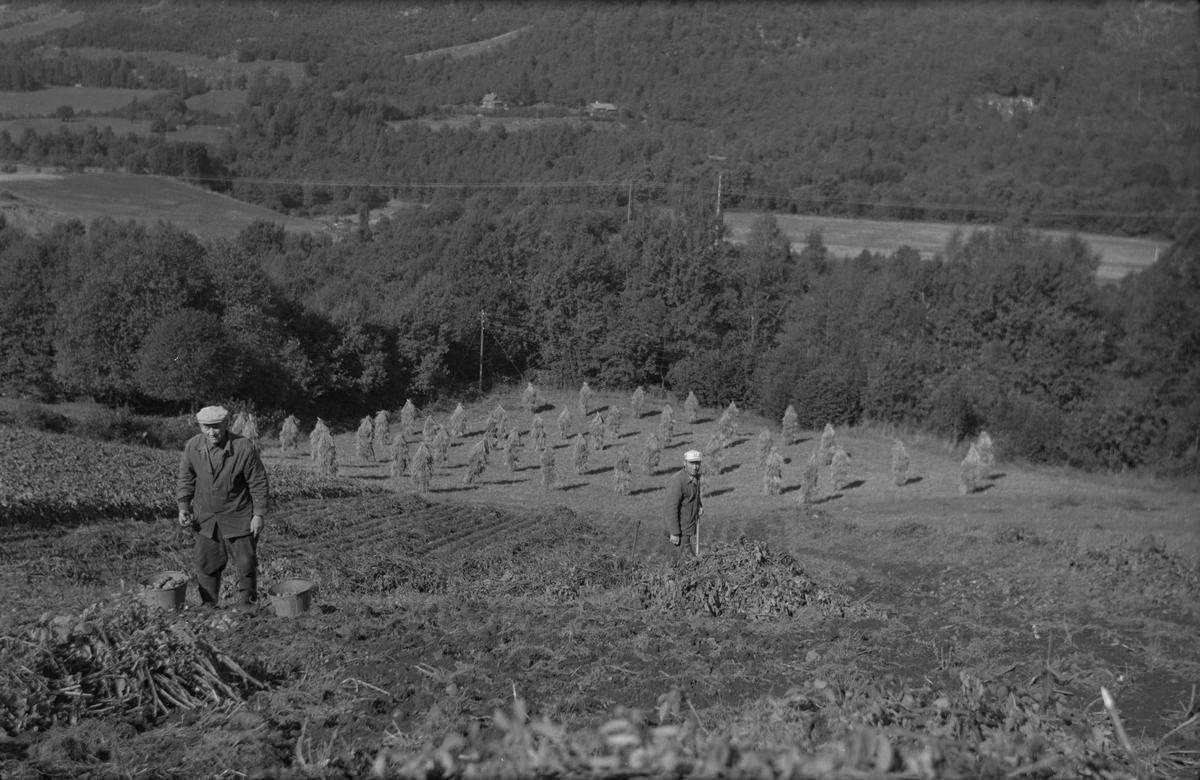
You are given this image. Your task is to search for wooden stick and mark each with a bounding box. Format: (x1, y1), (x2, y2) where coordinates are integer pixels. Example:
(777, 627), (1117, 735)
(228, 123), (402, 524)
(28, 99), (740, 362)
(629, 520), (641, 566)
(1101, 686), (1141, 773)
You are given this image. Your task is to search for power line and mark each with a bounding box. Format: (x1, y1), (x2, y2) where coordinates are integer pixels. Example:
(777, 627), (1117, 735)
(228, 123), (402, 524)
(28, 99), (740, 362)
(181, 171), (1188, 223)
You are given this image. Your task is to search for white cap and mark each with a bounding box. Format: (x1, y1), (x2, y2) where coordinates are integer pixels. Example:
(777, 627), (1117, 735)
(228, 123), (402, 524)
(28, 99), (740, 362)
(196, 406), (230, 424)
(684, 449), (702, 462)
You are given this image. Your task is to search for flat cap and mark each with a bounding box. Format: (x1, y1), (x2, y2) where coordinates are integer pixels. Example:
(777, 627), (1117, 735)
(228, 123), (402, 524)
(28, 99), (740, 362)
(684, 449), (703, 462)
(196, 406), (230, 424)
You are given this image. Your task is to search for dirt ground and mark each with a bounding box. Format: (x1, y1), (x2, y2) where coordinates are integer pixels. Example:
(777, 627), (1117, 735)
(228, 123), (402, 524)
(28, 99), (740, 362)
(1, 388), (1197, 778)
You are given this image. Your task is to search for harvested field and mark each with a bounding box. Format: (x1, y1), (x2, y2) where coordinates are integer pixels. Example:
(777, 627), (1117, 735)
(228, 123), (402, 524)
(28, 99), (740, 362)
(1, 390), (1196, 779)
(0, 87), (165, 116)
(0, 10), (84, 42)
(0, 170), (324, 238)
(724, 211), (1172, 281)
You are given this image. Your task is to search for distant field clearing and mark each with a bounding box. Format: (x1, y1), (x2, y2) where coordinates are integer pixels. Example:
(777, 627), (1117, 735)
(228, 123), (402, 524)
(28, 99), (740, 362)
(0, 87), (165, 116)
(724, 211), (1170, 280)
(0, 171), (325, 238)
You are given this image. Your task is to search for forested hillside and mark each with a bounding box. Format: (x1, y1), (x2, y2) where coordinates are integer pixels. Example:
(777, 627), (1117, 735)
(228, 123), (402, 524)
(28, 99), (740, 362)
(3, 197), (1198, 474)
(0, 1), (1194, 235)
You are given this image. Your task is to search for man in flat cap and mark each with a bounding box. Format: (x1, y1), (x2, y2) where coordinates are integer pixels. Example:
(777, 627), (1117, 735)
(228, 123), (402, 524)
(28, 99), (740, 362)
(663, 449), (704, 557)
(176, 405), (270, 609)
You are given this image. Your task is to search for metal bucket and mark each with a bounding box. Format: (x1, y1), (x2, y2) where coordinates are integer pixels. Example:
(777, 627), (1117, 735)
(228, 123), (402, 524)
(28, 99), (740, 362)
(139, 570), (188, 610)
(267, 579), (314, 618)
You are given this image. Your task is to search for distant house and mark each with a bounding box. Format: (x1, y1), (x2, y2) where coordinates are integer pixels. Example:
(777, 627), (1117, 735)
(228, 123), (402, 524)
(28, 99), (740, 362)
(586, 101), (617, 118)
(481, 92), (506, 111)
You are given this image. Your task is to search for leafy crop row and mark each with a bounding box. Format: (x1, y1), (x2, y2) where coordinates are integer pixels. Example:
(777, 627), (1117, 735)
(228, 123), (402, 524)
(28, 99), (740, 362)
(0, 427), (379, 527)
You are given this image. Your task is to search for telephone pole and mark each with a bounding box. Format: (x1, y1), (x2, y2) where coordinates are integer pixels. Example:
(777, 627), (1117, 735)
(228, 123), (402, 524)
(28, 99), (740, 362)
(479, 309), (485, 394)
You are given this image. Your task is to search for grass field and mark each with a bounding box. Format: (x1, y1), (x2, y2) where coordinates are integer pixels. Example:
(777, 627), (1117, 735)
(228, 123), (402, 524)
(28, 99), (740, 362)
(185, 89), (248, 115)
(0, 87), (166, 117)
(391, 114), (615, 133)
(724, 211), (1172, 281)
(1, 388), (1196, 778)
(0, 10), (84, 42)
(405, 25), (532, 62)
(65, 46), (309, 86)
(0, 169), (324, 238)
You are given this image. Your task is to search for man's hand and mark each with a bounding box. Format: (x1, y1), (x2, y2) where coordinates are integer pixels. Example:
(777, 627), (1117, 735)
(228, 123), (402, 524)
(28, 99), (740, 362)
(251, 515), (265, 537)
(669, 534), (681, 546)
(178, 509), (193, 527)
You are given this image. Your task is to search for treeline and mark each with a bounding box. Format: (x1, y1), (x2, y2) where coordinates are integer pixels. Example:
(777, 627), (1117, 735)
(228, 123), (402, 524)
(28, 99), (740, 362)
(0, 124), (221, 179)
(2, 1), (1188, 237)
(0, 40), (205, 96)
(3, 198), (1196, 474)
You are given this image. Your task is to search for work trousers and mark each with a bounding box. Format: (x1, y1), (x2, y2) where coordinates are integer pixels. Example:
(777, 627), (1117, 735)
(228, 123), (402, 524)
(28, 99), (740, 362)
(671, 534), (696, 560)
(195, 525), (258, 605)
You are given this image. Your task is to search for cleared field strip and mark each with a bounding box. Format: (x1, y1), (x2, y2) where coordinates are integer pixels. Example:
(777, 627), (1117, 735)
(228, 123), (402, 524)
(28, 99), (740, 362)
(0, 11), (85, 42)
(0, 87), (165, 116)
(724, 211), (1170, 280)
(405, 26), (531, 62)
(0, 171), (325, 238)
(64, 47), (309, 84)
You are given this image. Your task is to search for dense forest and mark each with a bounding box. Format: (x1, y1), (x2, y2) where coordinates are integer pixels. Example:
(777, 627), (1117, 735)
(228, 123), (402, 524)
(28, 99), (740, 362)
(0, 1), (1194, 235)
(2, 196), (1197, 475)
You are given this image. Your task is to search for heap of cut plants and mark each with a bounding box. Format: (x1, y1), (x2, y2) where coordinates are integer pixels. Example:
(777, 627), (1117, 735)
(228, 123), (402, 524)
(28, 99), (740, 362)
(0, 596), (265, 735)
(637, 537), (866, 620)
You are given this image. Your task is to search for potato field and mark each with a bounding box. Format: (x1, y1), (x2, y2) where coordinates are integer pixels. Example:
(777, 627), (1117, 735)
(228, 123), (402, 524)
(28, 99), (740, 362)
(1, 388), (1197, 779)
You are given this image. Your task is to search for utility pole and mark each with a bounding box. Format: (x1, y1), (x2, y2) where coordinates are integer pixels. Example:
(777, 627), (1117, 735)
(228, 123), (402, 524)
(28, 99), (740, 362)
(479, 309), (485, 394)
(627, 180), (633, 223)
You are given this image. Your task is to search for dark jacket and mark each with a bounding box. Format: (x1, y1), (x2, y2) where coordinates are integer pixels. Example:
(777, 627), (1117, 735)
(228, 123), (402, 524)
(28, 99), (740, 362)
(176, 432), (270, 539)
(663, 468), (701, 537)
